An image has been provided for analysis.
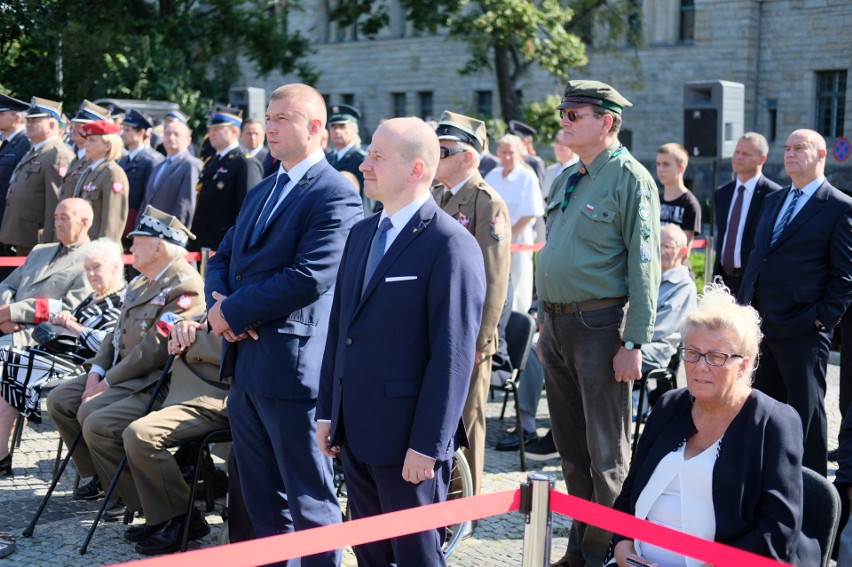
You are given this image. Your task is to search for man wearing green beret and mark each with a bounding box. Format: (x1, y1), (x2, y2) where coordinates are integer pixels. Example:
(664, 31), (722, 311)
(536, 80), (660, 567)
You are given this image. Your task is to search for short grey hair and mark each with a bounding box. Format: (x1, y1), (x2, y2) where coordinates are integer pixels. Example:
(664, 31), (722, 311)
(160, 240), (188, 261)
(84, 238), (126, 283)
(740, 132), (769, 157)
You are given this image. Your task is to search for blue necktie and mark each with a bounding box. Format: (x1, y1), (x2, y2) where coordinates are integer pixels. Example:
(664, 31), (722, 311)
(361, 217), (393, 296)
(152, 157), (172, 189)
(249, 172), (290, 246)
(770, 188), (801, 246)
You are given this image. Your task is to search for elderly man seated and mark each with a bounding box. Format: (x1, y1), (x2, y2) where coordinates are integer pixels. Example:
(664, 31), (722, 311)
(497, 224), (697, 459)
(0, 198), (93, 346)
(88, 317), (228, 555)
(46, 206), (205, 502)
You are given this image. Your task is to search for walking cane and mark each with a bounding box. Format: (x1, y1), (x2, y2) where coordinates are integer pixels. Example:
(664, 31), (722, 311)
(22, 429), (84, 537)
(78, 352), (178, 555)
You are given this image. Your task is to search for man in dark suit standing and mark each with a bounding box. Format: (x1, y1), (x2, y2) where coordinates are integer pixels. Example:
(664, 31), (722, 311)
(739, 128), (852, 476)
(205, 83), (362, 564)
(240, 118), (268, 165)
(190, 105), (262, 251)
(119, 109), (164, 243)
(712, 132), (781, 296)
(138, 117), (201, 229)
(317, 117), (486, 566)
(0, 94), (31, 264)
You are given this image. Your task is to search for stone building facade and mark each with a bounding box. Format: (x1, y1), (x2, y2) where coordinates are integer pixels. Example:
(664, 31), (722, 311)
(245, 0), (851, 192)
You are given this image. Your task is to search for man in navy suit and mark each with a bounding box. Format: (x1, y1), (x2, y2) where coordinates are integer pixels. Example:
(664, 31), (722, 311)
(712, 132), (781, 296)
(205, 83), (362, 565)
(119, 109), (164, 242)
(739, 129), (852, 476)
(0, 94), (31, 265)
(316, 117), (486, 566)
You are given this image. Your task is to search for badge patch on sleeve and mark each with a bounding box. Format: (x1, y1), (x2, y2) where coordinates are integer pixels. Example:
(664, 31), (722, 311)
(640, 244), (652, 263)
(112, 180), (123, 193)
(176, 294), (193, 310)
(490, 217), (505, 241)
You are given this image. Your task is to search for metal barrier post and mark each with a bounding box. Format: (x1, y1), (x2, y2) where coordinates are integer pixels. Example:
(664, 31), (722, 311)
(200, 247), (211, 278)
(520, 472), (555, 567)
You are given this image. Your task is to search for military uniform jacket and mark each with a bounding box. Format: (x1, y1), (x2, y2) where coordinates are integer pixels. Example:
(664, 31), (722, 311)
(328, 145), (367, 188)
(119, 146), (165, 212)
(57, 160), (129, 243)
(431, 173), (511, 355)
(88, 258), (205, 390)
(0, 132), (32, 220)
(535, 140), (661, 344)
(0, 242), (92, 345)
(57, 154), (89, 204)
(190, 147), (262, 251)
(164, 328), (227, 410)
(0, 138), (74, 248)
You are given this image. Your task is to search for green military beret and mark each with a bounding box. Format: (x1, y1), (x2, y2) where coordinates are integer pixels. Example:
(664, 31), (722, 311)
(557, 80), (633, 115)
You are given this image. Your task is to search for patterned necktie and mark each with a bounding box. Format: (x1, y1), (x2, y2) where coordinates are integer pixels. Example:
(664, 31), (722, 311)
(361, 217), (394, 296)
(249, 172), (290, 246)
(561, 166), (587, 211)
(722, 185), (746, 272)
(770, 188), (801, 246)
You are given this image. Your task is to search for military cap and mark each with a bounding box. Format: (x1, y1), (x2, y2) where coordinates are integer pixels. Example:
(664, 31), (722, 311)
(71, 100), (111, 123)
(557, 80), (632, 115)
(208, 103), (243, 128)
(27, 97), (63, 120)
(508, 120), (536, 138)
(101, 101), (127, 121)
(165, 109), (189, 124)
(0, 94), (29, 113)
(58, 114), (70, 129)
(435, 110), (486, 154)
(123, 109), (153, 130)
(328, 104), (360, 125)
(79, 120), (122, 137)
(128, 205), (196, 247)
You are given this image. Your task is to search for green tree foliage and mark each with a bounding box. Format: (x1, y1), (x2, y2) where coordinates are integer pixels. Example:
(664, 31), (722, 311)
(0, 0), (316, 129)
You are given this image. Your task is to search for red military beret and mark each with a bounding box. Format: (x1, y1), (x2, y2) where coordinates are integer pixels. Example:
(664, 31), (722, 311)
(79, 120), (121, 137)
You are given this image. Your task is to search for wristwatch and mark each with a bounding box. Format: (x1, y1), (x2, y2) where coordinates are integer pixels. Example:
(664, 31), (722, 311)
(622, 340), (642, 350)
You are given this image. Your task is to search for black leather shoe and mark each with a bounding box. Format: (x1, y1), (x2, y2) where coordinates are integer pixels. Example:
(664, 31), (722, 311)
(74, 476), (103, 500)
(125, 521), (167, 542)
(135, 508), (210, 556)
(102, 499), (129, 523)
(495, 429), (539, 452)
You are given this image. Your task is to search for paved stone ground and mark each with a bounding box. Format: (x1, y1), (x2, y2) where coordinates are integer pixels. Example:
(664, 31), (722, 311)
(0, 356), (841, 566)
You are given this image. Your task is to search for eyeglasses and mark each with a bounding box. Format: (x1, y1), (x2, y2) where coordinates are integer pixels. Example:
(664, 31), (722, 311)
(559, 110), (601, 122)
(679, 347), (744, 367)
(440, 147), (467, 159)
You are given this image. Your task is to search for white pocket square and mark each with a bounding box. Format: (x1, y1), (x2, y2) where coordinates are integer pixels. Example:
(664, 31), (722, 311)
(385, 276), (418, 282)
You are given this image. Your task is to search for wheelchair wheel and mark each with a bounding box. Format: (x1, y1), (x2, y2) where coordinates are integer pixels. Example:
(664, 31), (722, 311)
(442, 448), (473, 558)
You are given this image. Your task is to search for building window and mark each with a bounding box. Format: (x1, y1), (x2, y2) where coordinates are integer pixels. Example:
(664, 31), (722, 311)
(679, 0), (695, 44)
(419, 91), (433, 120)
(816, 70), (847, 138)
(341, 93), (355, 106)
(391, 93), (406, 117)
(767, 99), (778, 143)
(476, 90), (493, 118)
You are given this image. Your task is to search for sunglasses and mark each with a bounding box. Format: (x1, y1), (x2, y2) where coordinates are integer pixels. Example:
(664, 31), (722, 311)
(440, 147), (468, 159)
(559, 109), (601, 122)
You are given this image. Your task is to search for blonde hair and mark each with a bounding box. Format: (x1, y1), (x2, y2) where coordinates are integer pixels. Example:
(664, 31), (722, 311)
(680, 280), (762, 381)
(102, 133), (123, 161)
(657, 142), (689, 168)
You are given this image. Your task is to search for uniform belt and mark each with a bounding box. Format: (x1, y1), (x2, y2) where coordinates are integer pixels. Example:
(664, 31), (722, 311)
(542, 297), (626, 316)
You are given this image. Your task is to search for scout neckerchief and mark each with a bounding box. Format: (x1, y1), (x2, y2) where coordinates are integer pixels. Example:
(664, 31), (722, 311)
(560, 145), (625, 211)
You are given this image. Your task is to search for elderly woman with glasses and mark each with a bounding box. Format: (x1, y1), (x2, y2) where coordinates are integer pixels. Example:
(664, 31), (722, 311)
(606, 284), (819, 567)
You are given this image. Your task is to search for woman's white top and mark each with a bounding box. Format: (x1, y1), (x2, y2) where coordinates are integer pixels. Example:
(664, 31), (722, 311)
(634, 438), (721, 567)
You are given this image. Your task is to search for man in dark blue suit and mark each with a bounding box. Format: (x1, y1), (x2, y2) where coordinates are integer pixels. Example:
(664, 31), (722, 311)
(0, 94), (31, 265)
(205, 83), (363, 565)
(739, 128), (852, 476)
(317, 117), (486, 566)
(712, 132), (781, 296)
(119, 109), (164, 243)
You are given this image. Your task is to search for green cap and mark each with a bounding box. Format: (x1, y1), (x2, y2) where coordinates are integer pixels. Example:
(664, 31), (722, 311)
(557, 80), (632, 115)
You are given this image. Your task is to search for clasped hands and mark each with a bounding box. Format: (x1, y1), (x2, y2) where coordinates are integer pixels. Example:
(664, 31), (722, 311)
(208, 291), (258, 343)
(0, 304), (19, 334)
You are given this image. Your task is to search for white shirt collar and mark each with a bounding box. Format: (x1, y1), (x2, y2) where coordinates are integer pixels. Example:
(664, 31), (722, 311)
(794, 176), (825, 197)
(335, 143), (356, 161)
(77, 147), (87, 160)
(379, 191), (432, 247)
(88, 157), (106, 171)
(277, 147), (327, 185)
(217, 142), (240, 159)
(33, 135), (59, 152)
(3, 128), (24, 143)
(447, 174), (474, 196)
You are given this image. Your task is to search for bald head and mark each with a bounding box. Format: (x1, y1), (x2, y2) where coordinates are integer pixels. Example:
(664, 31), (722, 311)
(54, 198), (94, 246)
(359, 117), (440, 215)
(784, 129), (827, 187)
(660, 223), (688, 272)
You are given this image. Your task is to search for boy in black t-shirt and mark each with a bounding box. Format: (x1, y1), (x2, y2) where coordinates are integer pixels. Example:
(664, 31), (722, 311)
(656, 142), (702, 252)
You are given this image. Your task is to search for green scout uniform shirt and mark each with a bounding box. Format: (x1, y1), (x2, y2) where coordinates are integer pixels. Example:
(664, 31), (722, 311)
(535, 140), (661, 344)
